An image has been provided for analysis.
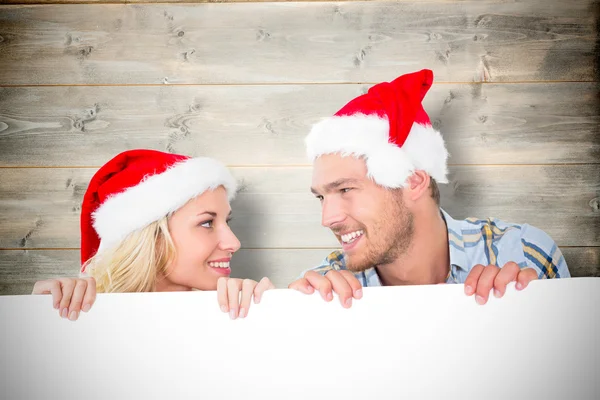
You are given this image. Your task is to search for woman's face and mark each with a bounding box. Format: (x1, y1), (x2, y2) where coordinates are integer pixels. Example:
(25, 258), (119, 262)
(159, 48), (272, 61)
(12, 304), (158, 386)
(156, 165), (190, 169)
(159, 186), (241, 291)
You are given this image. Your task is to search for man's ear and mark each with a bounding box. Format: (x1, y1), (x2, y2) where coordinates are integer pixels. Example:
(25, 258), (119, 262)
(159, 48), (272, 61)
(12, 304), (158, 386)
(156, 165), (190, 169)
(405, 170), (431, 203)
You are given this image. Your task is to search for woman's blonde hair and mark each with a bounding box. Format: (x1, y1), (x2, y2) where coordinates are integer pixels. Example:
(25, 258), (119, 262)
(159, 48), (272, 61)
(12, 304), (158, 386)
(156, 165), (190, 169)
(82, 216), (177, 293)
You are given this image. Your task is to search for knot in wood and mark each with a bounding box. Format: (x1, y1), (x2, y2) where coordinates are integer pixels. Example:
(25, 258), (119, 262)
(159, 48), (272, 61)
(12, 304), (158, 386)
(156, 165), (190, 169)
(74, 120), (85, 131)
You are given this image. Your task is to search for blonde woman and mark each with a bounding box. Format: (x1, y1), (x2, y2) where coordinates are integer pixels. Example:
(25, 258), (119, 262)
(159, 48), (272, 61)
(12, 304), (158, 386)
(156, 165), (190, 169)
(32, 149), (274, 321)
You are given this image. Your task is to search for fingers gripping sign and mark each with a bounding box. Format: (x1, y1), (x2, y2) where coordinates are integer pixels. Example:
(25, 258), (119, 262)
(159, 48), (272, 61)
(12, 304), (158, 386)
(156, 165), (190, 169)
(464, 262), (539, 305)
(31, 277), (97, 321)
(288, 269), (363, 308)
(253, 277), (275, 305)
(217, 277), (275, 320)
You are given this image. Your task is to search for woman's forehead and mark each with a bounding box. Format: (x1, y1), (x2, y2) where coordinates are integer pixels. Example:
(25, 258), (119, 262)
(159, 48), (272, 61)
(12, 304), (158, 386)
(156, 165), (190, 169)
(179, 187), (232, 215)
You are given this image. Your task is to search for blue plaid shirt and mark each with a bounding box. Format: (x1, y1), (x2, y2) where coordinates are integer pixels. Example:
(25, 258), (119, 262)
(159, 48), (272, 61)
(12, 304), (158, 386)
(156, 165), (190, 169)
(302, 209), (570, 286)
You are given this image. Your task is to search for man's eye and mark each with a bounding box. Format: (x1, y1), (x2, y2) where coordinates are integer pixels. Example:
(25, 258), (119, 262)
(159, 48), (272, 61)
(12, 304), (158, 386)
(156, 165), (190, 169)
(315, 195), (324, 201)
(341, 188), (352, 193)
(199, 220), (213, 228)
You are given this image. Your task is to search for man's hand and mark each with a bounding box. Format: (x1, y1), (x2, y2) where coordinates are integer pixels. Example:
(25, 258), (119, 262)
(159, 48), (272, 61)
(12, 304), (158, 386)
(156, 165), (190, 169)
(288, 270), (363, 308)
(464, 262), (538, 305)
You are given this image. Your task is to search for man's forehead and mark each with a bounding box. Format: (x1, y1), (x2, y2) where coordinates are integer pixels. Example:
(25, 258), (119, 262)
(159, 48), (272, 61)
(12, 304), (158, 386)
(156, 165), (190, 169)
(317, 152), (368, 168)
(311, 154), (368, 186)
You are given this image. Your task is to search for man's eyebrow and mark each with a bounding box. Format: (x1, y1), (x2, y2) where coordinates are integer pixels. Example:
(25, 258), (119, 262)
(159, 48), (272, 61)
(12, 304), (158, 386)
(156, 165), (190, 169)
(311, 178), (361, 195)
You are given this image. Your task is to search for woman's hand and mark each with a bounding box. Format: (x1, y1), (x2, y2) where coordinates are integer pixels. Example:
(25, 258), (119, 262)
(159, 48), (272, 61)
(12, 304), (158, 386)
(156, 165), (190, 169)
(216, 277), (274, 320)
(31, 277), (97, 321)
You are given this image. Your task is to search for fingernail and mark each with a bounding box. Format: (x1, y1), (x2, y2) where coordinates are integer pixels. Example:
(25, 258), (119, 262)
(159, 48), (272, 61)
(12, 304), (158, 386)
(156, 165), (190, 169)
(465, 285), (473, 295)
(53, 303), (59, 310)
(82, 304), (91, 312)
(254, 295), (261, 304)
(345, 298), (352, 307)
(516, 282), (523, 290)
(229, 309), (237, 320)
(306, 286), (314, 293)
(239, 308), (246, 318)
(355, 289), (362, 299)
(326, 292), (333, 301)
(61, 308), (68, 318)
(475, 295), (486, 305)
(68, 311), (78, 321)
(493, 289), (501, 298)
(220, 305), (228, 313)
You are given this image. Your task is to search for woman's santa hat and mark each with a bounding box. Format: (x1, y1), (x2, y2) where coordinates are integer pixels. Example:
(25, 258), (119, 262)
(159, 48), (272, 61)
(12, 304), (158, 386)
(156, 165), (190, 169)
(305, 69), (448, 188)
(80, 149), (237, 268)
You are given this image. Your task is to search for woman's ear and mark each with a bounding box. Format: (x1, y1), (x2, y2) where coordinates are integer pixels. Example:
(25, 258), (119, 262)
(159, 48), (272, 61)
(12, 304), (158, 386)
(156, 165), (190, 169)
(405, 170), (431, 203)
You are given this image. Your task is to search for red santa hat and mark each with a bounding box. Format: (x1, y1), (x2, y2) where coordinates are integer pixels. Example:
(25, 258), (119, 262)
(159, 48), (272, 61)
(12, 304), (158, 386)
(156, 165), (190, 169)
(305, 69), (448, 188)
(80, 149), (237, 269)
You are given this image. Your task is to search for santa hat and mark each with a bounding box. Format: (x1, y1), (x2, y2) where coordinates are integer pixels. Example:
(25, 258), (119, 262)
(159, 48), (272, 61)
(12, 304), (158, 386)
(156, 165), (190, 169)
(80, 149), (237, 269)
(305, 69), (448, 188)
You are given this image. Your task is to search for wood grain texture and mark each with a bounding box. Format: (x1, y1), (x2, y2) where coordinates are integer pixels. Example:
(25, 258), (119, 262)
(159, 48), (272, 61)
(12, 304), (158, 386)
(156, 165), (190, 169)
(0, 0), (358, 3)
(1, 165), (598, 249)
(0, 248), (333, 294)
(0, 1), (595, 84)
(0, 247), (597, 295)
(1, 83), (598, 166)
(0, 0), (350, 4)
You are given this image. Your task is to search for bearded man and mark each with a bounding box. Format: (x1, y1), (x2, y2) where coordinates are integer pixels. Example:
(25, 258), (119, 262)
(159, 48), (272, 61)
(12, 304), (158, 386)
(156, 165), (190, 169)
(288, 69), (570, 307)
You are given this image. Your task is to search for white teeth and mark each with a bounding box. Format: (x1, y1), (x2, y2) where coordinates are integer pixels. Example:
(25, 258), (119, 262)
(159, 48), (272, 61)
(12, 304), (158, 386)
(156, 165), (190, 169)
(209, 262), (230, 268)
(341, 230), (364, 244)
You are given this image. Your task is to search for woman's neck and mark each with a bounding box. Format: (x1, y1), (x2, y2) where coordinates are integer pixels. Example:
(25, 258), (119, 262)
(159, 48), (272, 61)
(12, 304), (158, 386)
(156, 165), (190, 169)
(154, 276), (192, 292)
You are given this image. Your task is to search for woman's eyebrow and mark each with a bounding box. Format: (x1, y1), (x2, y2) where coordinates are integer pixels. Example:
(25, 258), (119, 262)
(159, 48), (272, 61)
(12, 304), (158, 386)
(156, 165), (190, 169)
(195, 211), (217, 217)
(195, 211), (233, 218)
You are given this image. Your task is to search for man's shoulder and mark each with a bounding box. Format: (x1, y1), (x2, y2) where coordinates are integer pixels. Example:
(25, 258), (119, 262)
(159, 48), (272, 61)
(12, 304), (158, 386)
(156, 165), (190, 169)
(460, 216), (554, 248)
(452, 216), (525, 251)
(462, 216), (523, 237)
(452, 214), (568, 278)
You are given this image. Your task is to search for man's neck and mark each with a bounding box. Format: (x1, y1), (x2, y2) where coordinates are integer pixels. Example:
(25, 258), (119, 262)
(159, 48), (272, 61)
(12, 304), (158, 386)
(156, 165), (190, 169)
(376, 208), (450, 286)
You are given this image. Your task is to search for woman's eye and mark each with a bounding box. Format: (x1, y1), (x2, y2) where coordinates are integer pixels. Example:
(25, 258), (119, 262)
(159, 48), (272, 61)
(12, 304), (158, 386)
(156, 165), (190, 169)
(315, 195), (324, 201)
(341, 188), (352, 193)
(199, 220), (213, 228)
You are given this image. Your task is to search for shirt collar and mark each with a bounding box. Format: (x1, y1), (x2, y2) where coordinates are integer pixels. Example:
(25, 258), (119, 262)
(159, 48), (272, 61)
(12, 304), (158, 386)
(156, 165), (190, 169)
(440, 208), (469, 272)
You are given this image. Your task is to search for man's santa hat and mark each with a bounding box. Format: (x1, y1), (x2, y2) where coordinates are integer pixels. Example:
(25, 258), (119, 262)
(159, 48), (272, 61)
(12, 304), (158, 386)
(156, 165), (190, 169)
(80, 149), (237, 269)
(305, 69), (448, 188)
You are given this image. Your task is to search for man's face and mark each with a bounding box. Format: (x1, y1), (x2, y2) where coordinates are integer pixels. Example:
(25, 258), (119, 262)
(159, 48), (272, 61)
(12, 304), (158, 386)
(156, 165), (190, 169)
(311, 154), (414, 272)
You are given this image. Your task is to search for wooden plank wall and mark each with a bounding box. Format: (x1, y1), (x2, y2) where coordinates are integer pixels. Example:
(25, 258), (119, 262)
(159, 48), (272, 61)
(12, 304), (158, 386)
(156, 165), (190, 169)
(0, 0), (598, 294)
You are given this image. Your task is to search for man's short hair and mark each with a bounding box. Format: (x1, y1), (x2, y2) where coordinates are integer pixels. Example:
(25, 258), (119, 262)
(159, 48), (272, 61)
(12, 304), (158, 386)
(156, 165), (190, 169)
(430, 178), (440, 206)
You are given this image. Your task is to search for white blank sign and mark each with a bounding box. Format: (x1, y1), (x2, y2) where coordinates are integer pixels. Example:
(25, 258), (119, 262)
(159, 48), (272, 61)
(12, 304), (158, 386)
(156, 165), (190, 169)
(1, 278), (599, 399)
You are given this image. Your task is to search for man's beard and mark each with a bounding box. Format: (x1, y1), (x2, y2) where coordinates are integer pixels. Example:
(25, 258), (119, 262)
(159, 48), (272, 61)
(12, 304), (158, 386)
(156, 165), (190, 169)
(345, 193), (414, 272)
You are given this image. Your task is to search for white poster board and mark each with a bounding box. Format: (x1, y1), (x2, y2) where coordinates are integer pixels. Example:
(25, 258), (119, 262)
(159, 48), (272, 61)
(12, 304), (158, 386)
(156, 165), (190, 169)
(1, 278), (598, 399)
